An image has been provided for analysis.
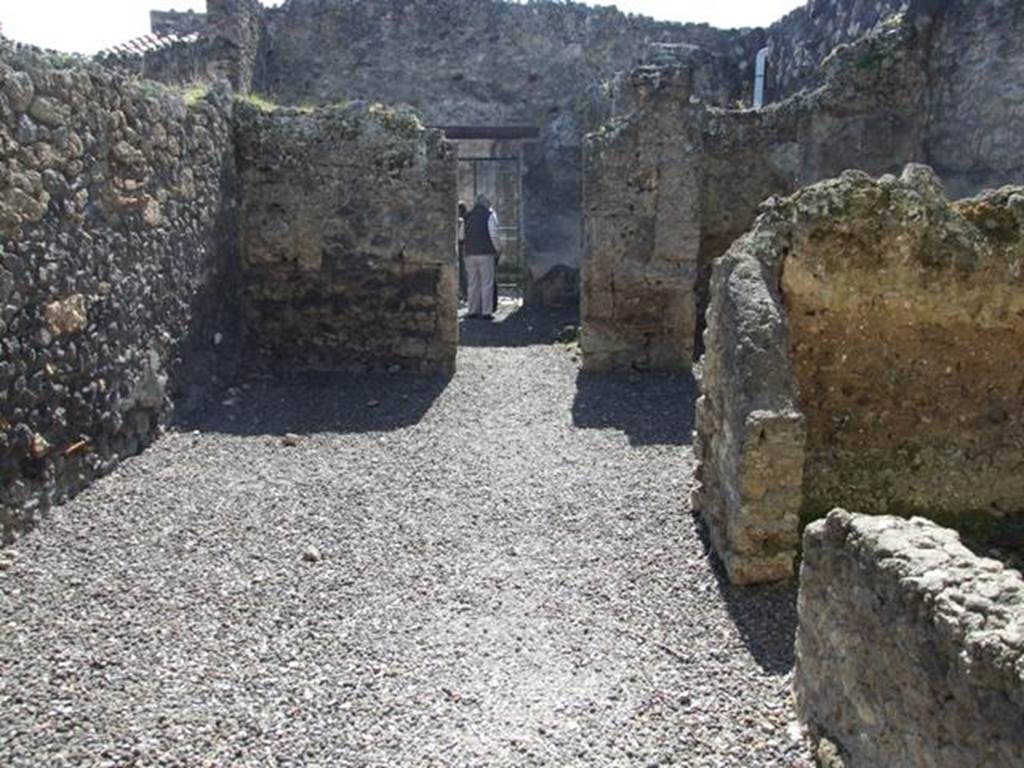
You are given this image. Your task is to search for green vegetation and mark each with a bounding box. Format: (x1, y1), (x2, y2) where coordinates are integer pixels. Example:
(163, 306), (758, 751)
(181, 84), (210, 106)
(237, 92), (283, 112)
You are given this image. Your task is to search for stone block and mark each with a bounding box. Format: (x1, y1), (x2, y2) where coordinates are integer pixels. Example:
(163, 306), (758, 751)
(43, 294), (88, 336)
(795, 510), (1024, 768)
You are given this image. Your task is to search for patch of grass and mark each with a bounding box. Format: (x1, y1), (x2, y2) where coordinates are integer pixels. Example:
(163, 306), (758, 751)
(237, 92), (281, 112)
(181, 84), (210, 106)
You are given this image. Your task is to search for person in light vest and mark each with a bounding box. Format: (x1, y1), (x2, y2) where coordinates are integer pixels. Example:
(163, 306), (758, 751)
(463, 194), (501, 320)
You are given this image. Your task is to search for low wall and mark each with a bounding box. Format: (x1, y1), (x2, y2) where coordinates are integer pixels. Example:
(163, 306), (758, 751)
(693, 165), (1024, 583)
(0, 47), (239, 540)
(235, 101), (457, 374)
(795, 509), (1024, 767)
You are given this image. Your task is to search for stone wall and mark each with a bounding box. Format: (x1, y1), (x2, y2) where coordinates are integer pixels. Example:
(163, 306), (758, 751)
(692, 165), (1024, 583)
(582, 16), (925, 370)
(0, 46), (240, 541)
(206, 0), (266, 95)
(235, 101), (457, 374)
(583, 0), (1024, 371)
(764, 0), (909, 99)
(581, 65), (703, 372)
(97, 42), (211, 90)
(922, 0), (1024, 199)
(256, 0), (764, 304)
(101, 0), (265, 95)
(795, 510), (1024, 767)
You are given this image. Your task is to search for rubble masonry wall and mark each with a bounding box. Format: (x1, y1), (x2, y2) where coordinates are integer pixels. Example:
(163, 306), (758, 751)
(0, 46), (240, 540)
(582, 15), (924, 371)
(582, 0), (1024, 371)
(258, 0), (763, 305)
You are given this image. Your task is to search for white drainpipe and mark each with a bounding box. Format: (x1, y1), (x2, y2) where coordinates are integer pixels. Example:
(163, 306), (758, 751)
(754, 46), (770, 109)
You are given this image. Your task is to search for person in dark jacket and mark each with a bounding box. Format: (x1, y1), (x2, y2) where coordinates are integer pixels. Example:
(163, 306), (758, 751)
(463, 194), (501, 319)
(457, 201), (468, 302)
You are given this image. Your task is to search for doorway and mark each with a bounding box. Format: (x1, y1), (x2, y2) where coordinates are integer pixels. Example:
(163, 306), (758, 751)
(457, 154), (524, 300)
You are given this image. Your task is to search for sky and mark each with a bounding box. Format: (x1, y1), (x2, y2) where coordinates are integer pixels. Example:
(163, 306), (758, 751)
(0, 0), (807, 54)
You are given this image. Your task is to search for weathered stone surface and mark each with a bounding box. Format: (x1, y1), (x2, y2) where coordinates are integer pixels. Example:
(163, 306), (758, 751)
(235, 101), (457, 374)
(582, 65), (703, 372)
(110, 0), (767, 308)
(764, 0), (909, 98)
(582, 14), (924, 371)
(0, 43), (240, 541)
(691, 221), (806, 584)
(42, 294), (87, 336)
(583, 0), (1022, 370)
(693, 165), (1024, 583)
(795, 509), (1024, 768)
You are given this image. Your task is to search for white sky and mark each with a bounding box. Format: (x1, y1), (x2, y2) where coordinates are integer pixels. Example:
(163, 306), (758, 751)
(1, 0), (806, 54)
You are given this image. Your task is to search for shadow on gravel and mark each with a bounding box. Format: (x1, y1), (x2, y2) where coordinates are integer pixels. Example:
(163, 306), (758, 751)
(459, 304), (580, 348)
(178, 370), (451, 436)
(693, 512), (798, 674)
(571, 371), (697, 446)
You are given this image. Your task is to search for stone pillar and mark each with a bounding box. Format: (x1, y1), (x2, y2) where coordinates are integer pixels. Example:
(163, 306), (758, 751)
(581, 65), (703, 372)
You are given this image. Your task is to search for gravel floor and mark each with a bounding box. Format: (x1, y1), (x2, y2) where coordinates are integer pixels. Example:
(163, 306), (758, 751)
(1, 303), (813, 767)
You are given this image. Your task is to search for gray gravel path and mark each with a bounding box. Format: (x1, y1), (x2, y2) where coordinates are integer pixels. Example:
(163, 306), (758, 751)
(1, 306), (813, 767)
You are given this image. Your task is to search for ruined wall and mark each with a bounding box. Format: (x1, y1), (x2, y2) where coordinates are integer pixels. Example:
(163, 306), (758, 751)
(786, 167), (1024, 520)
(100, 0), (266, 95)
(796, 510), (1024, 767)
(585, 0), (1024, 371)
(581, 65), (703, 372)
(693, 165), (1024, 583)
(582, 16), (925, 371)
(0, 47), (240, 541)
(257, 0), (763, 303)
(259, 0), (756, 119)
(922, 0), (1024, 198)
(97, 42), (211, 89)
(235, 101), (457, 374)
(764, 0), (908, 99)
(206, 0), (266, 95)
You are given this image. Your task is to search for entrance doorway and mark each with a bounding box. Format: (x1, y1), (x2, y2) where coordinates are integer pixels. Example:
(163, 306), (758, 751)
(457, 154), (523, 299)
(438, 126), (538, 310)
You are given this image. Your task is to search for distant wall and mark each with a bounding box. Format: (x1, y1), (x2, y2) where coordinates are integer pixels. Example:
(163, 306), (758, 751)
(761, 0), (1024, 199)
(257, 0), (762, 303)
(764, 0), (909, 99)
(0, 46), (240, 540)
(100, 0), (266, 95)
(235, 102), (457, 374)
(581, 65), (703, 372)
(796, 510), (1024, 767)
(922, 0), (1024, 198)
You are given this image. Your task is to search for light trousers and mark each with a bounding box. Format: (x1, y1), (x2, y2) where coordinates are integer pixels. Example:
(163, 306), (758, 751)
(465, 254), (495, 316)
